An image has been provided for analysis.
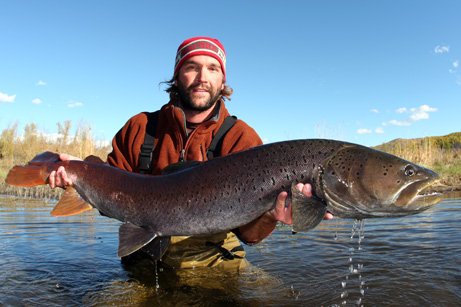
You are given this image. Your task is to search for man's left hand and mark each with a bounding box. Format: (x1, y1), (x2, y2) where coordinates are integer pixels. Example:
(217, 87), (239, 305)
(268, 183), (333, 225)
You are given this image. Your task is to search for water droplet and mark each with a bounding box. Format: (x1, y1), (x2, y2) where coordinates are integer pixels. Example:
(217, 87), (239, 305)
(341, 281), (347, 288)
(341, 291), (348, 298)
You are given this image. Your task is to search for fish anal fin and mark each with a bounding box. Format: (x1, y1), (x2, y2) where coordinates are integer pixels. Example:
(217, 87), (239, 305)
(51, 187), (93, 216)
(291, 182), (327, 233)
(118, 223), (158, 258)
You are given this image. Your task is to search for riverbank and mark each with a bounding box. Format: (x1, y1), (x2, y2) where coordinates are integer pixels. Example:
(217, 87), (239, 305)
(0, 123), (460, 197)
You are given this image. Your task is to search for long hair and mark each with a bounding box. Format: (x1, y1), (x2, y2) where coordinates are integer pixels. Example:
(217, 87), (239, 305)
(161, 77), (233, 101)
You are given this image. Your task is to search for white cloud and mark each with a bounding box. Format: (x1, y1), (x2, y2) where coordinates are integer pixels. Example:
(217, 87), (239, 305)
(375, 127), (384, 134)
(357, 128), (372, 134)
(449, 60), (459, 73)
(67, 100), (84, 108)
(388, 119), (412, 126)
(396, 107), (407, 114)
(32, 98), (43, 105)
(388, 104), (437, 126)
(36, 80), (47, 86)
(0, 91), (16, 103)
(409, 104), (437, 121)
(370, 108), (379, 113)
(434, 45), (450, 54)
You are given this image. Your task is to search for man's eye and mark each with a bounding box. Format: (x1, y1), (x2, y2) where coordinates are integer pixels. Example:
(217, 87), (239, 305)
(209, 66), (220, 72)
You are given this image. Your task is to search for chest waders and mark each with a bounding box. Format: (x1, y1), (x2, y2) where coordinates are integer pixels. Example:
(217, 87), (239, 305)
(136, 111), (247, 270)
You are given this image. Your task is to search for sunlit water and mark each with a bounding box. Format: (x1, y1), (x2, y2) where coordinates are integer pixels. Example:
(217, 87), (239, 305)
(1, 194), (460, 306)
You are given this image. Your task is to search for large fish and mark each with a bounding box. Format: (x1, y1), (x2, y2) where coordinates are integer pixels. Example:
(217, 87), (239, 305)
(5, 139), (442, 259)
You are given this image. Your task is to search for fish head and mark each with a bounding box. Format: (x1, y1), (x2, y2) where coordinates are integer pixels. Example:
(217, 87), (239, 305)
(320, 145), (442, 218)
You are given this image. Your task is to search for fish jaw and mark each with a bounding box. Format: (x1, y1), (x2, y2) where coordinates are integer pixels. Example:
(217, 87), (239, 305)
(319, 145), (443, 219)
(394, 177), (443, 212)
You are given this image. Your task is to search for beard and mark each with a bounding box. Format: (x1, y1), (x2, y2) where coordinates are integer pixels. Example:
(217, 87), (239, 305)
(177, 81), (222, 112)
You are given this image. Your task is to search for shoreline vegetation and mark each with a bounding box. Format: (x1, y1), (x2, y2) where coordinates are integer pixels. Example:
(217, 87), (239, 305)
(1, 121), (460, 199)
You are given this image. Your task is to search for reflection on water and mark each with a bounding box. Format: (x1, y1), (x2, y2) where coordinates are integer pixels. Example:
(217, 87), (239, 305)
(0, 195), (460, 306)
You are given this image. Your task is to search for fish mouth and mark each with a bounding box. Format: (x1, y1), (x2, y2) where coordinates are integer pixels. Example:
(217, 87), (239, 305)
(396, 179), (443, 211)
(324, 178), (443, 219)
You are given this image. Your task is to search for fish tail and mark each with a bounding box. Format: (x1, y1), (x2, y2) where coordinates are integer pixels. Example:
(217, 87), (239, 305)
(5, 164), (50, 187)
(5, 152), (61, 187)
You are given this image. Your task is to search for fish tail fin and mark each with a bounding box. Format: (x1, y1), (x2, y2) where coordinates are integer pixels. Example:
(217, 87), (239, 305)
(5, 165), (50, 187)
(5, 151), (62, 187)
(51, 187), (93, 216)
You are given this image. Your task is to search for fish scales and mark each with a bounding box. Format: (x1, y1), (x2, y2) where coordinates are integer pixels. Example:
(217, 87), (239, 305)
(5, 139), (442, 258)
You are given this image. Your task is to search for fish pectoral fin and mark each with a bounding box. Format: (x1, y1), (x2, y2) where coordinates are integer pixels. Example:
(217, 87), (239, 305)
(51, 187), (93, 216)
(140, 236), (171, 261)
(118, 223), (158, 258)
(291, 182), (327, 233)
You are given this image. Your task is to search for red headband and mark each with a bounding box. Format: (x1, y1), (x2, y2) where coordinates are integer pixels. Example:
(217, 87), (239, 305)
(174, 36), (226, 79)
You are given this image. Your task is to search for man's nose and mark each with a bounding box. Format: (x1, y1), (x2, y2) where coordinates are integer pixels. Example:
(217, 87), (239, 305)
(196, 66), (210, 82)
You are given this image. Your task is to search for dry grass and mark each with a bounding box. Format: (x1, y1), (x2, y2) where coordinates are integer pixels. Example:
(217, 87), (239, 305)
(0, 121), (111, 197)
(1, 122), (460, 197)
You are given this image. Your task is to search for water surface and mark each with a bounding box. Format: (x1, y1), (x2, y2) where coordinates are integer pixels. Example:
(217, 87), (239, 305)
(1, 194), (460, 306)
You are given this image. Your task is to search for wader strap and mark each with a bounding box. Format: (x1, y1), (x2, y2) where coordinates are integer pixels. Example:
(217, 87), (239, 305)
(138, 111), (160, 174)
(205, 241), (244, 260)
(138, 113), (237, 174)
(206, 115), (237, 160)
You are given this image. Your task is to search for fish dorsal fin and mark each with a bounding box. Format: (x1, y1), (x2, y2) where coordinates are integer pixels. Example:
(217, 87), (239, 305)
(84, 155), (104, 164)
(118, 223), (158, 258)
(291, 182), (327, 233)
(51, 187), (93, 216)
(161, 161), (202, 175)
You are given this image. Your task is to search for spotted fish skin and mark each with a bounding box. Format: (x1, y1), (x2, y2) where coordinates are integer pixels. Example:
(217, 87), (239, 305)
(5, 139), (441, 257)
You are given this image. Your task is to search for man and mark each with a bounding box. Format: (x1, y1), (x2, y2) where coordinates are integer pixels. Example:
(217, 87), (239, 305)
(50, 37), (332, 270)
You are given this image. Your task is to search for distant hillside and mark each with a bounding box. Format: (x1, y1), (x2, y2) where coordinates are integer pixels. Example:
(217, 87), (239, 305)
(375, 132), (461, 189)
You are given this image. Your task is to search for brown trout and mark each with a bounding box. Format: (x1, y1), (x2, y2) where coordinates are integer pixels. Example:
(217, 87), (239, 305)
(5, 139), (442, 258)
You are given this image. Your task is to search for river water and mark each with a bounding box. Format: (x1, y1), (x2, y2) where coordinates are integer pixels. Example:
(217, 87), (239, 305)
(1, 194), (460, 306)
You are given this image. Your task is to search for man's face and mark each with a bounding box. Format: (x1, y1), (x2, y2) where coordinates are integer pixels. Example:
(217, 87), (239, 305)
(176, 55), (224, 112)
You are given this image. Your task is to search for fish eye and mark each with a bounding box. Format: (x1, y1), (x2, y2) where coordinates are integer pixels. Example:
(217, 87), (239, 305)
(404, 165), (416, 177)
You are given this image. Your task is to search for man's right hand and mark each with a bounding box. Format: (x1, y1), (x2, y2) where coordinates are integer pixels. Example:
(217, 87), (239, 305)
(48, 153), (82, 189)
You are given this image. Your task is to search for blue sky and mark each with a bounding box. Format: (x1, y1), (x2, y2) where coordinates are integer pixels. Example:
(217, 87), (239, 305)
(1, 1), (460, 147)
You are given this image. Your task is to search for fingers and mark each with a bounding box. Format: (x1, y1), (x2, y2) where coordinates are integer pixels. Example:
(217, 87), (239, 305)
(49, 166), (72, 189)
(59, 153), (82, 161)
(324, 212), (334, 220)
(272, 191), (292, 225)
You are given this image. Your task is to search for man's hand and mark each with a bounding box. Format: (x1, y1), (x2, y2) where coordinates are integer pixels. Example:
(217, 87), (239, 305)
(268, 183), (333, 225)
(48, 153), (82, 189)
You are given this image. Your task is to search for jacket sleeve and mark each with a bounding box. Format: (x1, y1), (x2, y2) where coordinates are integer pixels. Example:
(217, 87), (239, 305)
(106, 113), (148, 172)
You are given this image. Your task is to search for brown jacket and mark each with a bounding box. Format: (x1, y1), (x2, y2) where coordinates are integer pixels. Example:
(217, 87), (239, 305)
(106, 100), (263, 268)
(107, 100), (262, 174)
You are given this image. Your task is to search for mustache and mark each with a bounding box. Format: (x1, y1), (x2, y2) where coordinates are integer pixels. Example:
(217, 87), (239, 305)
(187, 84), (211, 91)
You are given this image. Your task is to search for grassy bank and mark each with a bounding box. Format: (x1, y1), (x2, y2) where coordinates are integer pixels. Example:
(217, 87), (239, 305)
(0, 121), (460, 197)
(0, 121), (111, 198)
(375, 132), (461, 188)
